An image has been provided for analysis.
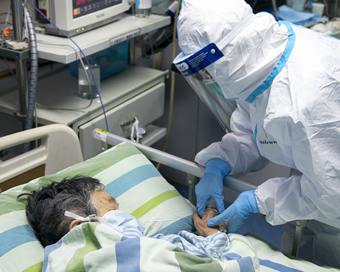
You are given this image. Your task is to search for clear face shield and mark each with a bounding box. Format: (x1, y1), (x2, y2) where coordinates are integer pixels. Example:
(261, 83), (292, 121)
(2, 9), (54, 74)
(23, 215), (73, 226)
(174, 14), (255, 132)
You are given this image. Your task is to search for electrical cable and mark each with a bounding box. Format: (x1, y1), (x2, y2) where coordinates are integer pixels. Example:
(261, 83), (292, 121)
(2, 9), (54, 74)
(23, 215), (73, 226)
(34, 102), (38, 148)
(26, 0), (109, 132)
(24, 7), (38, 135)
(23, 5), (29, 40)
(23, 6), (38, 153)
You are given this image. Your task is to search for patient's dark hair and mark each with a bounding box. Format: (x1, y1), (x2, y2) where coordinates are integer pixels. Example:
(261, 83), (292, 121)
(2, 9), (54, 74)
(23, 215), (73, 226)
(17, 176), (104, 247)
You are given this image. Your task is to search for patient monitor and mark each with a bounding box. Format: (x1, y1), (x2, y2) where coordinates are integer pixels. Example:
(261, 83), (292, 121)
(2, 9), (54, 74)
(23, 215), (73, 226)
(32, 0), (131, 37)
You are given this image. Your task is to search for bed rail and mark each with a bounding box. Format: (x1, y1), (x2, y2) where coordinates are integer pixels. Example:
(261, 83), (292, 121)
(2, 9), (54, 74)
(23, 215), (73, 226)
(92, 129), (257, 194)
(0, 125), (83, 191)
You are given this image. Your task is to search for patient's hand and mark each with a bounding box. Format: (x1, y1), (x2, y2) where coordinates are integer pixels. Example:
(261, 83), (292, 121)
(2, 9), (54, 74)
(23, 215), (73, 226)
(193, 208), (221, 237)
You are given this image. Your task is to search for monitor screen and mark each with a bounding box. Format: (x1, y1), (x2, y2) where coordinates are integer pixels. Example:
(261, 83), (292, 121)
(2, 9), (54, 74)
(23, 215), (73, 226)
(73, 0), (123, 19)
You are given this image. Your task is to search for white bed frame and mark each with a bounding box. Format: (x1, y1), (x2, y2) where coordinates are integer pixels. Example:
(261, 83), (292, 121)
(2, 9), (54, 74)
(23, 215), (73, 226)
(0, 125), (339, 258)
(0, 124), (83, 192)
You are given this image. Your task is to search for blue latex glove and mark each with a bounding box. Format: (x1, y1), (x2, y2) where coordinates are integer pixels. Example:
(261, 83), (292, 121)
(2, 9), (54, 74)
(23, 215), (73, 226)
(207, 190), (259, 233)
(195, 158), (230, 217)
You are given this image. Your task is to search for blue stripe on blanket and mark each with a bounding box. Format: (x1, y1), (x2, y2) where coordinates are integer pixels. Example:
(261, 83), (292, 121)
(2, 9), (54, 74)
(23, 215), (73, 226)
(105, 165), (162, 198)
(150, 215), (195, 236)
(225, 253), (255, 272)
(42, 239), (63, 272)
(260, 259), (303, 272)
(116, 238), (141, 272)
(0, 225), (37, 257)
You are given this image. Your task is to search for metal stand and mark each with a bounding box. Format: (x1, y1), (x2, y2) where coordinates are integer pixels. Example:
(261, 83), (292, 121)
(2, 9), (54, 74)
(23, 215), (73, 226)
(187, 174), (199, 205)
(291, 220), (307, 257)
(272, 0), (277, 20)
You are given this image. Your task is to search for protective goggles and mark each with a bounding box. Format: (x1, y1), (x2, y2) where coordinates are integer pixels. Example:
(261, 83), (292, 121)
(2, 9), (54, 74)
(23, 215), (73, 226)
(174, 14), (255, 132)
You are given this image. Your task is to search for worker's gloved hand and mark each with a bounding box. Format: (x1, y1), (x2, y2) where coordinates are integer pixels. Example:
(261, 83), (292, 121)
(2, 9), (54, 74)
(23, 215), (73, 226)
(195, 158), (230, 217)
(207, 190), (259, 233)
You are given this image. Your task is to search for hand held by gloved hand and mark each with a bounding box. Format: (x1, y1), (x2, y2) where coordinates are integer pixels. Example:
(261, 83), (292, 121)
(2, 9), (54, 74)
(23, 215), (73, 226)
(195, 158), (230, 217)
(207, 190), (259, 233)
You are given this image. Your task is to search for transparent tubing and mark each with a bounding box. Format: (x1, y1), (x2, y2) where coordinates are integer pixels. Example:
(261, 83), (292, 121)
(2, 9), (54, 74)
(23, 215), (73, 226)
(78, 57), (100, 99)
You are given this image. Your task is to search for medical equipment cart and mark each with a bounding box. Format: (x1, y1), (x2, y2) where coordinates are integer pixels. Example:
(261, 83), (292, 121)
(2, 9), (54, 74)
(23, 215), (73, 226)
(0, 14), (170, 160)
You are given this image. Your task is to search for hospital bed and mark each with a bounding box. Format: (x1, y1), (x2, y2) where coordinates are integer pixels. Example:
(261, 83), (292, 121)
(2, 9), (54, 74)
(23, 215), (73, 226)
(0, 124), (339, 271)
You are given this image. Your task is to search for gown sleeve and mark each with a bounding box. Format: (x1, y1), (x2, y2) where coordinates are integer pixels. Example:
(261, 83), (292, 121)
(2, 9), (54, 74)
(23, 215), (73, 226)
(195, 101), (269, 175)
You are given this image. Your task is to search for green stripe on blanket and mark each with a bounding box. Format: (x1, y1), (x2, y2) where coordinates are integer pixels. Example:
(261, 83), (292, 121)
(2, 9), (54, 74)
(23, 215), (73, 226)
(131, 190), (181, 219)
(174, 247), (223, 272)
(23, 262), (43, 272)
(65, 223), (101, 272)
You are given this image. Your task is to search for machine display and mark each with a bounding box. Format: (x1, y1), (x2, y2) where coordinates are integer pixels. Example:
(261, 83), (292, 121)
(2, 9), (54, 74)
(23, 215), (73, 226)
(35, 0), (130, 36)
(73, 0), (123, 19)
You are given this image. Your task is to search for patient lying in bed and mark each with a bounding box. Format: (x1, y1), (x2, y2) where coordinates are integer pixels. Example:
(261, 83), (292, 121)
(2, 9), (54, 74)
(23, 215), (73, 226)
(18, 175), (230, 260)
(17, 175), (340, 272)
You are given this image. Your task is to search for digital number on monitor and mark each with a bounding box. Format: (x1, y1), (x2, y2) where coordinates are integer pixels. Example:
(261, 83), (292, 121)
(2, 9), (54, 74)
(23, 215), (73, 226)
(73, 0), (123, 18)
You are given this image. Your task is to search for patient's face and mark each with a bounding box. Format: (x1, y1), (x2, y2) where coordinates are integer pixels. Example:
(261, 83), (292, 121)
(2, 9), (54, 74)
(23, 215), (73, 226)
(91, 189), (119, 216)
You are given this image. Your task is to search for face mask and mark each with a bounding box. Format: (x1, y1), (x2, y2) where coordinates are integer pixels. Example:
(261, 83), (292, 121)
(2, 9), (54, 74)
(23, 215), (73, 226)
(101, 210), (145, 234)
(64, 210), (145, 234)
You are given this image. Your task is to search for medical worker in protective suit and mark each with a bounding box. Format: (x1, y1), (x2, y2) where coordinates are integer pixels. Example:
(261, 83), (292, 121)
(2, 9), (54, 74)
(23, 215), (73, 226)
(174, 0), (340, 268)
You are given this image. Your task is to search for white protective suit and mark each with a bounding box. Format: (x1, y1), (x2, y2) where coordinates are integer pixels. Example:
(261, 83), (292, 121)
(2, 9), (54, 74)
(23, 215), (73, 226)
(177, 0), (340, 267)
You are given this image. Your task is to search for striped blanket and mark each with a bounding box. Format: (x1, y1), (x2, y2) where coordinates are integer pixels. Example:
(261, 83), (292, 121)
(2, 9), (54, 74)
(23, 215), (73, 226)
(42, 222), (339, 272)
